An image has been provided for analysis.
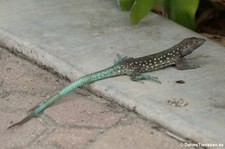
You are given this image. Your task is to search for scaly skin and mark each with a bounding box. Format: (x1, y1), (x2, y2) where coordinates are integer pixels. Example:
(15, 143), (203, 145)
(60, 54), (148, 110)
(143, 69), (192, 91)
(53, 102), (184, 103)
(8, 37), (205, 129)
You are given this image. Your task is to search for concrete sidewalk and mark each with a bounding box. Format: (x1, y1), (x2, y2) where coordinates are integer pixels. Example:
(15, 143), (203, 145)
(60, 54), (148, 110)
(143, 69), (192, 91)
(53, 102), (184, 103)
(0, 0), (225, 148)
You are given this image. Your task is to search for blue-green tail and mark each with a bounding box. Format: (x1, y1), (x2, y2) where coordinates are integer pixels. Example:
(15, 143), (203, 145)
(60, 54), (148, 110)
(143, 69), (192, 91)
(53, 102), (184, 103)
(8, 65), (123, 129)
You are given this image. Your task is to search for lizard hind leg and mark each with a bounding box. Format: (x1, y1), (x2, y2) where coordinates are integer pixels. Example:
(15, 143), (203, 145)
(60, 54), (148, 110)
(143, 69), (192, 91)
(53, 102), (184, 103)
(114, 53), (129, 65)
(130, 72), (161, 84)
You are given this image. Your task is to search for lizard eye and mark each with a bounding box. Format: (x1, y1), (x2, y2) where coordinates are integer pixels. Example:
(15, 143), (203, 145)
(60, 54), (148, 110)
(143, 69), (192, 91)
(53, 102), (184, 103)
(193, 40), (198, 44)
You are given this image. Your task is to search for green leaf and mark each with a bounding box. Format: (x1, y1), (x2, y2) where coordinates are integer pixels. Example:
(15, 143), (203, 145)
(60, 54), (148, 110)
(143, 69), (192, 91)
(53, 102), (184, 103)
(129, 0), (157, 24)
(118, 0), (135, 11)
(168, 0), (200, 29)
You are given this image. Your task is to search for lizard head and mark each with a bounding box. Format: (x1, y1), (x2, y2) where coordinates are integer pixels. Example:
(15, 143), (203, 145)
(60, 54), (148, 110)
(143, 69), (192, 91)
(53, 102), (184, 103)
(180, 37), (205, 57)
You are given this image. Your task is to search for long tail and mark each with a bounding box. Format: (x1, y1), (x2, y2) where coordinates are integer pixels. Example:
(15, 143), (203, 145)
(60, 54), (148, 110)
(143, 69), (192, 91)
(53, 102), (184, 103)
(8, 65), (122, 129)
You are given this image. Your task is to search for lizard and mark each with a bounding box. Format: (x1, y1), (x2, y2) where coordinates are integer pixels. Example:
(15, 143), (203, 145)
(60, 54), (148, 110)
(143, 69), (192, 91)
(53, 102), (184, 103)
(7, 37), (205, 129)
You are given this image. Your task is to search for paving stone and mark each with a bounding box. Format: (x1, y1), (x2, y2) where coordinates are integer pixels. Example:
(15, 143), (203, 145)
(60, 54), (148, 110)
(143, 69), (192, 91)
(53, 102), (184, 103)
(42, 128), (99, 149)
(89, 119), (195, 149)
(0, 48), (65, 110)
(24, 146), (57, 149)
(0, 111), (46, 149)
(45, 94), (125, 128)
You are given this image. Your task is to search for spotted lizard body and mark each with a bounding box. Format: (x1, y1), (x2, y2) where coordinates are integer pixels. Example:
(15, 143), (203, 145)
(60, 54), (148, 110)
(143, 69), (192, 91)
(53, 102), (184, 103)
(8, 37), (205, 129)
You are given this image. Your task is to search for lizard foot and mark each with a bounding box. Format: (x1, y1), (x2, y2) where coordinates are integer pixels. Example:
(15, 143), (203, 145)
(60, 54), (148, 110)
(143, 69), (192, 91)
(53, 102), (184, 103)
(131, 74), (161, 84)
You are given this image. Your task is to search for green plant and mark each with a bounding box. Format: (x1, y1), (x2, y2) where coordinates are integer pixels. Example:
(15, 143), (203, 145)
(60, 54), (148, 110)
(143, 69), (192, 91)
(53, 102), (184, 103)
(118, 0), (200, 30)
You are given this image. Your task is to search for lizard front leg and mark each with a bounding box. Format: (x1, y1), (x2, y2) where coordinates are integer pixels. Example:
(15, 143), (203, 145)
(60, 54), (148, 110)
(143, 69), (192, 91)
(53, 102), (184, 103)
(175, 58), (200, 70)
